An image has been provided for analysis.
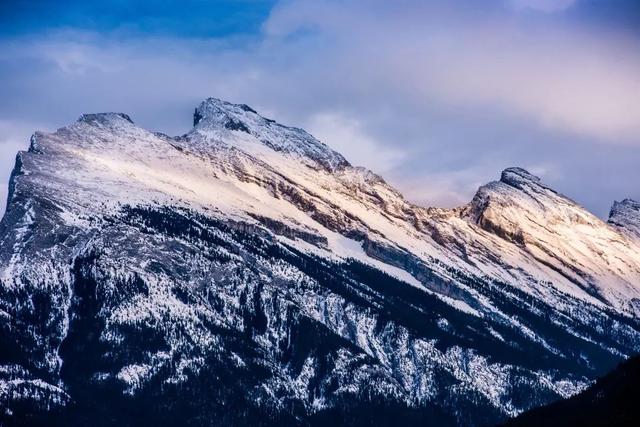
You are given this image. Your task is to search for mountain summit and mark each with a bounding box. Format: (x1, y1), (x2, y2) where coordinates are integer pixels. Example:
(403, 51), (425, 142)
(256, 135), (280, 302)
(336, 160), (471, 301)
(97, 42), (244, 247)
(1, 98), (640, 426)
(191, 97), (349, 171)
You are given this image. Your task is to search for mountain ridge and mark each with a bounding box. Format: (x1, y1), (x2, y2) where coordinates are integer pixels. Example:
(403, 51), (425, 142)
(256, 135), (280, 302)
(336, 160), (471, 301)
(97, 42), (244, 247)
(1, 98), (640, 426)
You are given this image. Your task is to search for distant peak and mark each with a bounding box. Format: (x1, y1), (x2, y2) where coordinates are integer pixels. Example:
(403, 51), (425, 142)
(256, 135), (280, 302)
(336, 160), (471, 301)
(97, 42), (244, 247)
(609, 199), (640, 237)
(500, 167), (541, 187)
(78, 113), (134, 125)
(190, 97), (349, 171)
(193, 98), (264, 129)
(612, 199), (640, 220)
(612, 198), (640, 209)
(201, 97), (256, 112)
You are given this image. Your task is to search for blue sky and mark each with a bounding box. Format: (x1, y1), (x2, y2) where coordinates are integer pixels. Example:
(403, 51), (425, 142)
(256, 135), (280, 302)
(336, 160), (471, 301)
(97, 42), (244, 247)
(0, 1), (276, 36)
(1, 0), (639, 216)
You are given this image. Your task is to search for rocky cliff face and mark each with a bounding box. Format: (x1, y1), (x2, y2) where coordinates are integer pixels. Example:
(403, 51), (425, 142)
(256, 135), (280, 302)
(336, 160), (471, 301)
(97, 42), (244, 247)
(1, 98), (640, 426)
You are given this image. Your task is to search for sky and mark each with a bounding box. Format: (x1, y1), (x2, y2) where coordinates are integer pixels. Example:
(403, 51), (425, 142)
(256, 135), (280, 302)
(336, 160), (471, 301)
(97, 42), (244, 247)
(1, 0), (639, 217)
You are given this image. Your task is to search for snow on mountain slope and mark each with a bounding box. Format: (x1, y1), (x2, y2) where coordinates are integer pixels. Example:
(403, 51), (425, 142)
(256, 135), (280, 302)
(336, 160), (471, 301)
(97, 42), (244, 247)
(1, 98), (640, 426)
(463, 167), (640, 314)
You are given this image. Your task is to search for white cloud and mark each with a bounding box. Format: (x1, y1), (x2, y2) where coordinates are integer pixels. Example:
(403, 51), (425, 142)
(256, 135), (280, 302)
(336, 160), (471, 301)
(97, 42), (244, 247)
(264, 0), (640, 142)
(421, 28), (640, 141)
(306, 113), (407, 173)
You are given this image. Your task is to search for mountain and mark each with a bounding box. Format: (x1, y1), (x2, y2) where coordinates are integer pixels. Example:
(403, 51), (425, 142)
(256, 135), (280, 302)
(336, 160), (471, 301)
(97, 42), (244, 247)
(505, 354), (640, 426)
(1, 98), (640, 426)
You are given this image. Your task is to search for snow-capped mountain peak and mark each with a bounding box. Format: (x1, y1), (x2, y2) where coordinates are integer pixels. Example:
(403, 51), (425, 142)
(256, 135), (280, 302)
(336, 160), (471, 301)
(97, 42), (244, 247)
(463, 166), (640, 316)
(193, 97), (261, 129)
(192, 98), (349, 171)
(78, 112), (135, 126)
(499, 166), (550, 191)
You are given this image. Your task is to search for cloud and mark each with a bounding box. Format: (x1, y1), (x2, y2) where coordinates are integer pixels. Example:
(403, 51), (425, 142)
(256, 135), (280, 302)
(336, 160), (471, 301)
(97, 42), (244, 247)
(305, 113), (407, 173)
(421, 28), (640, 141)
(264, 0), (640, 142)
(0, 0), (638, 217)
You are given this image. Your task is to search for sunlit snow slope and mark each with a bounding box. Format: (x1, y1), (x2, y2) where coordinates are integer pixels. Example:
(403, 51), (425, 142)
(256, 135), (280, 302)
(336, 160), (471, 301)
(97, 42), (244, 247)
(1, 98), (640, 426)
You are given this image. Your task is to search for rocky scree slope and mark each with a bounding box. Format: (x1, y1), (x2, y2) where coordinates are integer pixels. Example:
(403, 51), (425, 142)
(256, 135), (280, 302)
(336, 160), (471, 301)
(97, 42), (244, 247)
(1, 98), (640, 426)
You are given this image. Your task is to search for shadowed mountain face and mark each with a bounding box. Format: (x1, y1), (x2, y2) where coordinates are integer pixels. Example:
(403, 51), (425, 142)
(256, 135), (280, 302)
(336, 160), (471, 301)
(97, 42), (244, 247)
(505, 354), (640, 427)
(1, 98), (640, 426)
